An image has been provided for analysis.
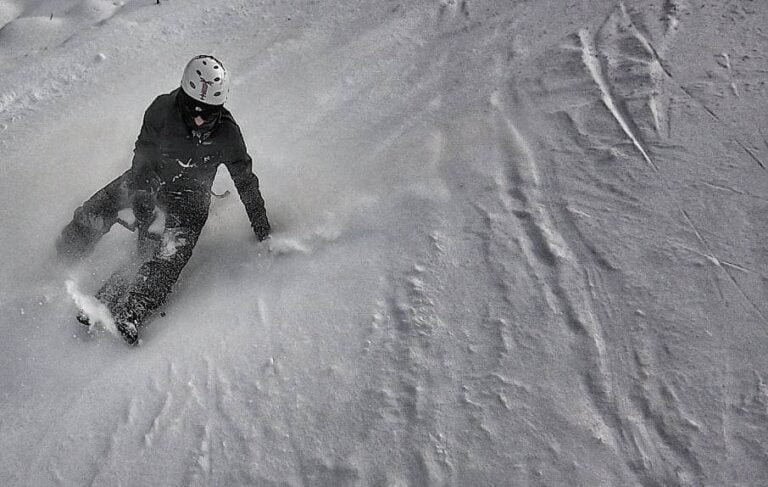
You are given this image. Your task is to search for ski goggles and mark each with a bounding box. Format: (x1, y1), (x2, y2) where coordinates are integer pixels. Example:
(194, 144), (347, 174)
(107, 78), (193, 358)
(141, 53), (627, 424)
(179, 90), (222, 122)
(192, 102), (221, 121)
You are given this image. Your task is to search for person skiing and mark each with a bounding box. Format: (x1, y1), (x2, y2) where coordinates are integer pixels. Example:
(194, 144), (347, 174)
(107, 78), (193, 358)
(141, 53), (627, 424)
(56, 55), (270, 345)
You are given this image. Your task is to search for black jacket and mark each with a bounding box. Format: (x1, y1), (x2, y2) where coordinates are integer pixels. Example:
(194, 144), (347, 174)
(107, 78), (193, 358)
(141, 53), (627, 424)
(129, 88), (269, 234)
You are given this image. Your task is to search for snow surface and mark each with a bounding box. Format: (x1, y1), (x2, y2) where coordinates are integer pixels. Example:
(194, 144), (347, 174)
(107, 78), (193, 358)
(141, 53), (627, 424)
(2, 0), (768, 485)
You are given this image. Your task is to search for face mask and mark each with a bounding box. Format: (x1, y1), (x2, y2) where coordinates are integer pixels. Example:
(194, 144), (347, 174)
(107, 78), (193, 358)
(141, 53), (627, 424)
(178, 90), (221, 131)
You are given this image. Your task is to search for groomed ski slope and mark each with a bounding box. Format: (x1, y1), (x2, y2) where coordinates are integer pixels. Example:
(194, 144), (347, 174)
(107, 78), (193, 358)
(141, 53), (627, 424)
(2, 0), (768, 485)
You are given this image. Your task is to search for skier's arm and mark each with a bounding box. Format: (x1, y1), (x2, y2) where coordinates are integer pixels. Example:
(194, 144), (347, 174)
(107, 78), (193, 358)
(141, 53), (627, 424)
(127, 105), (161, 193)
(226, 154), (270, 241)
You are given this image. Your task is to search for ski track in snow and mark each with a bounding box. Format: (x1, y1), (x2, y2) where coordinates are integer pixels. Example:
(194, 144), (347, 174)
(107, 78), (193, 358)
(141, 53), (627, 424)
(515, 1), (768, 484)
(3, 0), (768, 485)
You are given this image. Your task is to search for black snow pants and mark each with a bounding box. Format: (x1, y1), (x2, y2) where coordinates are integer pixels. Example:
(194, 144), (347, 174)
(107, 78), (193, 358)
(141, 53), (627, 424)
(57, 172), (209, 325)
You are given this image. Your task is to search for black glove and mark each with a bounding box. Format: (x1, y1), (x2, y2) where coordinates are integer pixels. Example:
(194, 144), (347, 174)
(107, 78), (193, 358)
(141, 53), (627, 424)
(126, 166), (161, 193)
(253, 222), (270, 242)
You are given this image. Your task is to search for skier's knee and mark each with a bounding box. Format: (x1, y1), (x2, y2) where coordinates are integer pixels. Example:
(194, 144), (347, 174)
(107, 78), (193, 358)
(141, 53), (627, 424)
(56, 228), (91, 260)
(157, 227), (195, 261)
(57, 213), (99, 260)
(73, 206), (110, 233)
(56, 203), (118, 260)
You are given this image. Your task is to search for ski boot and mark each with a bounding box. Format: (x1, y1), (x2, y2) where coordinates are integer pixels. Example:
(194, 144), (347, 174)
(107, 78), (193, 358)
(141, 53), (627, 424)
(115, 318), (140, 345)
(78, 308), (139, 345)
(112, 297), (149, 346)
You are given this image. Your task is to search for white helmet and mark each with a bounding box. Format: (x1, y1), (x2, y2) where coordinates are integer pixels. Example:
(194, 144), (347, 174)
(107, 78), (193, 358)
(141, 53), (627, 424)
(181, 55), (230, 106)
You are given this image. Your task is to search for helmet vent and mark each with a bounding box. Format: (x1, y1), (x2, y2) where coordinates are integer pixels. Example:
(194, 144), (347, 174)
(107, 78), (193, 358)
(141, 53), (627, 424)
(214, 92), (222, 97)
(202, 60), (207, 65)
(214, 66), (219, 70)
(196, 70), (202, 76)
(190, 81), (196, 89)
(214, 77), (221, 82)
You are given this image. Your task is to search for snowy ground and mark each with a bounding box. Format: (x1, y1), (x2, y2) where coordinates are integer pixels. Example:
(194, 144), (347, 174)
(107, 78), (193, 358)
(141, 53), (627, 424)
(2, 0), (768, 485)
